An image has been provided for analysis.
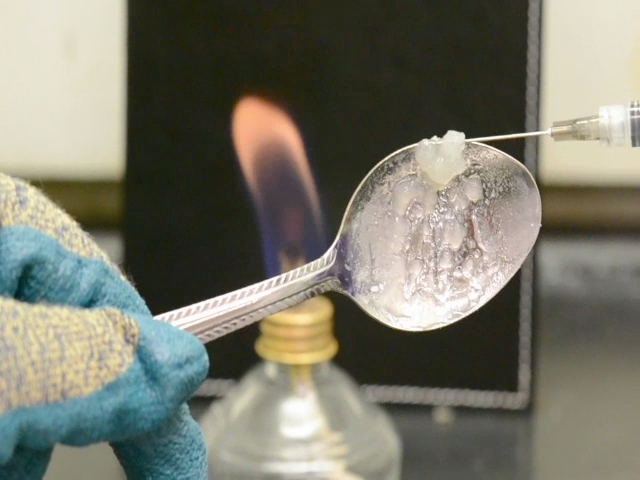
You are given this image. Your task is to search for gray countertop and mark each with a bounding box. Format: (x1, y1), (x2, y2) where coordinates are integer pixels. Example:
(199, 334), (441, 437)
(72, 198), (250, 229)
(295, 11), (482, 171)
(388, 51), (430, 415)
(532, 236), (640, 480)
(189, 235), (640, 480)
(45, 234), (640, 479)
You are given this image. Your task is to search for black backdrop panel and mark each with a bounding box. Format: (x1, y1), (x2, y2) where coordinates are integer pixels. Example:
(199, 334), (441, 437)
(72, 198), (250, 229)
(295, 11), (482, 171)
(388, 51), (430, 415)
(125, 1), (539, 409)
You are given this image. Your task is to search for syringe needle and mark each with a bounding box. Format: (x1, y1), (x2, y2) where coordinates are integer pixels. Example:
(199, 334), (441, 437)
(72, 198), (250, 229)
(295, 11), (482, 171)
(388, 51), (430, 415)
(466, 129), (551, 143)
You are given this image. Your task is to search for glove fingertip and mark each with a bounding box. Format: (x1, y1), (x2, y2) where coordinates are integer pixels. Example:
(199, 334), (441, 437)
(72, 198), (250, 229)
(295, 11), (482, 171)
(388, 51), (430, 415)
(0, 447), (52, 480)
(112, 403), (207, 480)
(134, 313), (210, 404)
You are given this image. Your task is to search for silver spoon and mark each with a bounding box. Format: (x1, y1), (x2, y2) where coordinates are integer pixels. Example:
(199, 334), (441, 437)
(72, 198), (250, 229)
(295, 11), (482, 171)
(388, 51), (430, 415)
(155, 141), (541, 343)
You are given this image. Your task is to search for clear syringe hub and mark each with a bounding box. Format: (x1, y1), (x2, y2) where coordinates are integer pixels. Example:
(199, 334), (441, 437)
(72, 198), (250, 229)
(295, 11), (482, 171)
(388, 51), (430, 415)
(550, 101), (640, 148)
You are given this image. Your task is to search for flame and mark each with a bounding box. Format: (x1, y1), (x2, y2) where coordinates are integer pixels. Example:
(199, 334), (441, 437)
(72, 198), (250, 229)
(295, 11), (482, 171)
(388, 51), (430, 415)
(232, 96), (326, 276)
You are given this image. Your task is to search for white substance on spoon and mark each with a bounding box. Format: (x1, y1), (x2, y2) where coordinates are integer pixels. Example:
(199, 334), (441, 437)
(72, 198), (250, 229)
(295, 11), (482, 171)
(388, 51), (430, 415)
(415, 130), (467, 189)
(350, 132), (536, 331)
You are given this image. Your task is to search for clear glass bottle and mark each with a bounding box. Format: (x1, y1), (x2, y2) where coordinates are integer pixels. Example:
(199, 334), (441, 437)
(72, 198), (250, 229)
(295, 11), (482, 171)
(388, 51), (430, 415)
(201, 296), (402, 480)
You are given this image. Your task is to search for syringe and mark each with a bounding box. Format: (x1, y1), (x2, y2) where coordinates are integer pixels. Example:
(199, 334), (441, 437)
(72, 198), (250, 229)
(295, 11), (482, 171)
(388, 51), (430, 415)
(468, 101), (640, 148)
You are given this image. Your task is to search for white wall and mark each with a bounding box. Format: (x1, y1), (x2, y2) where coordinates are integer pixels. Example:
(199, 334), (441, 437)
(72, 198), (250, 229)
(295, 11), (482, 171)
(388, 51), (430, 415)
(539, 0), (640, 185)
(0, 0), (125, 181)
(1, 1), (639, 185)
(0, 5), (128, 478)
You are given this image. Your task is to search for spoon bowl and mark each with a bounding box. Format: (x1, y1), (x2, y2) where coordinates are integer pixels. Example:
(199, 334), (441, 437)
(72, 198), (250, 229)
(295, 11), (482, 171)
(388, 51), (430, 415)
(157, 141), (542, 343)
(334, 141), (541, 331)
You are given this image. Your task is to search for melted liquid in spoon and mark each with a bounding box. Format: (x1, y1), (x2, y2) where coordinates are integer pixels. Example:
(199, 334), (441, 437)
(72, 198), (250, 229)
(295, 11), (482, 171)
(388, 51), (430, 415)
(350, 132), (537, 330)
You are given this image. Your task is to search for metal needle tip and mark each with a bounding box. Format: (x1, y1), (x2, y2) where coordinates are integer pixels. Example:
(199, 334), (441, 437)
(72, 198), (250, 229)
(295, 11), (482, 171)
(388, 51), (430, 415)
(467, 129), (551, 143)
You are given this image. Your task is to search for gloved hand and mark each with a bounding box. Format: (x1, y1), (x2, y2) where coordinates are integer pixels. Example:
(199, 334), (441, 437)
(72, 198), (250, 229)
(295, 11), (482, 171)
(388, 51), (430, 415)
(0, 174), (209, 479)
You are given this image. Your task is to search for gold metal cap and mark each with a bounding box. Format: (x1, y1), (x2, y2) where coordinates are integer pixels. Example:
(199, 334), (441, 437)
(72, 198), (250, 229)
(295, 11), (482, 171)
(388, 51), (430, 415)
(255, 296), (338, 365)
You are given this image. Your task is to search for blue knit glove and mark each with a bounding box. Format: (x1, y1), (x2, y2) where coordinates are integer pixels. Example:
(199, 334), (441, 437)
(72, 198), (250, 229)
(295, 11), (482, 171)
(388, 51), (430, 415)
(0, 174), (209, 479)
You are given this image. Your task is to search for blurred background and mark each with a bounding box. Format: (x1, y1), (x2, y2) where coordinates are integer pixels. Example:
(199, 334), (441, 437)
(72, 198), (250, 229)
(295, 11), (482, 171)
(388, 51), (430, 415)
(2, 0), (640, 479)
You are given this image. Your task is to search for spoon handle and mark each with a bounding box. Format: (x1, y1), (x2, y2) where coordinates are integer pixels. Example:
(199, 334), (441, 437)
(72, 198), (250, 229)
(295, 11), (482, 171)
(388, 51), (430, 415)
(154, 250), (339, 344)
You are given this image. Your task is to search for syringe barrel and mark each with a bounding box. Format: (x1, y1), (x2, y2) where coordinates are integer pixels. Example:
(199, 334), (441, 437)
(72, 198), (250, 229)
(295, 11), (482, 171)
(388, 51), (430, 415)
(598, 101), (640, 147)
(551, 101), (640, 147)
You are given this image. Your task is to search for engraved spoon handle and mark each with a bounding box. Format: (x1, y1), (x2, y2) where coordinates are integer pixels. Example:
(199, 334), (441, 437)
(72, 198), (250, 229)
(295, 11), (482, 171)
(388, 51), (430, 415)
(154, 250), (339, 344)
